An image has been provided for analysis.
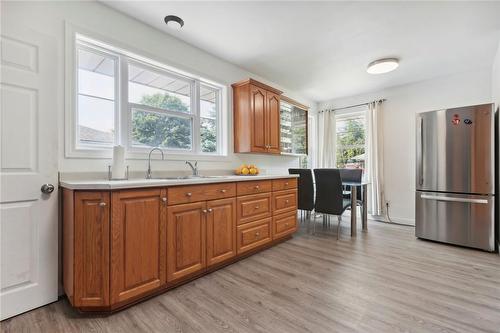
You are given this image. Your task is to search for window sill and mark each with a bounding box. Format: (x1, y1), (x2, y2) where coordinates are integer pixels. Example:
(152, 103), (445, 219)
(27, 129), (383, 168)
(65, 148), (230, 161)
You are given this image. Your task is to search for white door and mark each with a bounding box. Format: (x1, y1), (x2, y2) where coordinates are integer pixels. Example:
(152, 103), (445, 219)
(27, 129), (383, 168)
(0, 21), (58, 320)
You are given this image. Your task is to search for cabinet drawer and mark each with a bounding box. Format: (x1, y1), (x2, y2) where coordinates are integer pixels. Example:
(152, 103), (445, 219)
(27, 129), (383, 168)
(272, 178), (297, 191)
(272, 189), (297, 215)
(237, 193), (272, 225)
(168, 182), (236, 205)
(273, 212), (297, 239)
(237, 180), (272, 196)
(237, 218), (271, 254)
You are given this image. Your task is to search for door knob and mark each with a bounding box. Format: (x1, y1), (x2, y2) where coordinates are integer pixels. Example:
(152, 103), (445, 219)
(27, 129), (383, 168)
(41, 184), (55, 194)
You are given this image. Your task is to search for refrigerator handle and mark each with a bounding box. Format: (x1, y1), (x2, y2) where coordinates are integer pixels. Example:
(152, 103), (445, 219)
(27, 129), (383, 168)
(420, 194), (489, 204)
(417, 117), (424, 186)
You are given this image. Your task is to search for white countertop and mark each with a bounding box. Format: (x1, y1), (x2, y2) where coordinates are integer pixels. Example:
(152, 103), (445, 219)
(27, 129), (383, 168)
(60, 174), (299, 190)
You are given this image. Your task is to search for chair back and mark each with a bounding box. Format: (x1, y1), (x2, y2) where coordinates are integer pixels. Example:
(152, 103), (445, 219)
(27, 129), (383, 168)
(313, 169), (344, 215)
(339, 168), (363, 201)
(288, 168), (314, 211)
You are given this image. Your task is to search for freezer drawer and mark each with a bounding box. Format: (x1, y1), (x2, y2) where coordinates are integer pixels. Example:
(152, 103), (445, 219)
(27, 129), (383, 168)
(415, 191), (495, 251)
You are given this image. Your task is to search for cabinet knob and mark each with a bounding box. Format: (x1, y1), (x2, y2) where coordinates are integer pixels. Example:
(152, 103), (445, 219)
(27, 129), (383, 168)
(220, 189), (227, 193)
(162, 197), (167, 203)
(285, 182), (289, 186)
(254, 205), (260, 210)
(99, 202), (107, 207)
(186, 192), (192, 197)
(202, 209), (208, 213)
(208, 208), (213, 212)
(285, 200), (289, 204)
(254, 185), (260, 190)
(285, 223), (289, 227)
(255, 232), (260, 237)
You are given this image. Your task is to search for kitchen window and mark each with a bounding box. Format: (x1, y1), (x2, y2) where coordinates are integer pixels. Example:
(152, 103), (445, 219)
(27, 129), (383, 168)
(280, 97), (308, 156)
(70, 34), (224, 157)
(335, 112), (366, 170)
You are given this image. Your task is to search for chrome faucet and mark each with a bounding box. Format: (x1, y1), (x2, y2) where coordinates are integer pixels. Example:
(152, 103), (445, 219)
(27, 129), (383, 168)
(146, 147), (164, 179)
(185, 161), (199, 177)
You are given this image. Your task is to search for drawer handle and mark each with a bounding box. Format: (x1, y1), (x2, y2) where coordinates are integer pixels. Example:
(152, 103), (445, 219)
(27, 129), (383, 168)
(186, 192), (192, 197)
(254, 185), (260, 190)
(99, 202), (107, 207)
(220, 189), (227, 193)
(255, 232), (260, 237)
(254, 205), (260, 210)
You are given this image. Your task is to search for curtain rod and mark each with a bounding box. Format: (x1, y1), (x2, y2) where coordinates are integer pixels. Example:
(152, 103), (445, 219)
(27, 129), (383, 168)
(319, 99), (386, 113)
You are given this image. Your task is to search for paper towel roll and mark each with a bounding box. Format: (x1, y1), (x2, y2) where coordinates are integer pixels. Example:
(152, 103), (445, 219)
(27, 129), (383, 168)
(112, 145), (126, 179)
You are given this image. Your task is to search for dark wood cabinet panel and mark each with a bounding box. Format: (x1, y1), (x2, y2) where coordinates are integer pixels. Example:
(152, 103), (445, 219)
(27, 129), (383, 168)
(167, 202), (207, 282)
(206, 198), (237, 267)
(111, 189), (167, 304)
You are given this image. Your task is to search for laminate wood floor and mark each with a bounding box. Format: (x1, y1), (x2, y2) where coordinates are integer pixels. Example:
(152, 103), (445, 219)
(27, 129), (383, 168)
(2, 219), (500, 333)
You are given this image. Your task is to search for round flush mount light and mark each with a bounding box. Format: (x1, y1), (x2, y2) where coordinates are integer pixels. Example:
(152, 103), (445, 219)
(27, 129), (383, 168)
(164, 15), (184, 30)
(367, 58), (399, 74)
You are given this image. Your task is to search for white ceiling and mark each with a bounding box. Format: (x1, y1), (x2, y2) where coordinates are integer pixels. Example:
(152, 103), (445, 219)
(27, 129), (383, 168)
(103, 1), (500, 102)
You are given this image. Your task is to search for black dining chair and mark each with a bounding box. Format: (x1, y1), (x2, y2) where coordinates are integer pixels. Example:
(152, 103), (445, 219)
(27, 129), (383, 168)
(339, 168), (363, 216)
(288, 168), (314, 229)
(313, 169), (352, 239)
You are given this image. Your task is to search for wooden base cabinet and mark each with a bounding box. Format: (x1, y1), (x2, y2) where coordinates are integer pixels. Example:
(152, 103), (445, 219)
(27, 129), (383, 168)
(111, 189), (167, 304)
(206, 198), (237, 267)
(62, 178), (297, 312)
(64, 191), (110, 307)
(167, 202), (207, 282)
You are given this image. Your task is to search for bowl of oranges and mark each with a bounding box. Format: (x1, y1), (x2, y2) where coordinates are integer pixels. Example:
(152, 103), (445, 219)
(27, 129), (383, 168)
(235, 164), (259, 176)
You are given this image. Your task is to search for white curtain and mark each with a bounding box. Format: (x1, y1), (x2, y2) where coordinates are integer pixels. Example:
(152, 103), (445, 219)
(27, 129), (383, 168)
(365, 101), (384, 215)
(317, 110), (336, 168)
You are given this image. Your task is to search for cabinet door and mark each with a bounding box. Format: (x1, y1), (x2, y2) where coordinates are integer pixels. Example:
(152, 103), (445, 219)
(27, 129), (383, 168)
(74, 191), (110, 307)
(167, 202), (207, 282)
(111, 189), (167, 304)
(250, 84), (268, 152)
(206, 198), (236, 267)
(266, 91), (281, 154)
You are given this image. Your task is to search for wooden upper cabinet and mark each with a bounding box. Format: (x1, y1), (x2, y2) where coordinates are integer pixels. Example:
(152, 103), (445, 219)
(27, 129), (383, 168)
(110, 189), (167, 304)
(250, 85), (267, 152)
(232, 79), (282, 154)
(73, 191), (110, 307)
(167, 202), (207, 282)
(206, 198), (237, 267)
(266, 91), (281, 154)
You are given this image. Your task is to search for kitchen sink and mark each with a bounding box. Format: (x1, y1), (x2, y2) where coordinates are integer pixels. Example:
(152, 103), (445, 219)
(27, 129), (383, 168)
(148, 175), (228, 180)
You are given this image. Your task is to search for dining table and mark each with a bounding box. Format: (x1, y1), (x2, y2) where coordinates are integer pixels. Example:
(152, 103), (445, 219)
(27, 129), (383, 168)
(342, 180), (370, 236)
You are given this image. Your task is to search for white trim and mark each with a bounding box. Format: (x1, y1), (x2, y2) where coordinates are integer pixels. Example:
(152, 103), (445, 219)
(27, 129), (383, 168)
(64, 23), (227, 160)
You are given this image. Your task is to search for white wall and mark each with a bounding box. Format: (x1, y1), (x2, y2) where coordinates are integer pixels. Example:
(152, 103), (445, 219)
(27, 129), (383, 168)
(318, 69), (493, 225)
(2, 1), (316, 175)
(493, 42), (500, 107)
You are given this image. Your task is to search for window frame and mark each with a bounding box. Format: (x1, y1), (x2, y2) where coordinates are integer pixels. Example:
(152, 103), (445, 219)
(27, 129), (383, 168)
(65, 28), (226, 160)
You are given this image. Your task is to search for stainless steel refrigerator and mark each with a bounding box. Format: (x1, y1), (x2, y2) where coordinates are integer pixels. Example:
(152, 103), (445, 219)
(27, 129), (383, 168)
(415, 103), (496, 251)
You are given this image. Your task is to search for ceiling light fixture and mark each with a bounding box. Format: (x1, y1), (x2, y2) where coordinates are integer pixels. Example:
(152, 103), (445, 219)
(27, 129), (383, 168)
(367, 58), (399, 74)
(164, 15), (184, 30)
